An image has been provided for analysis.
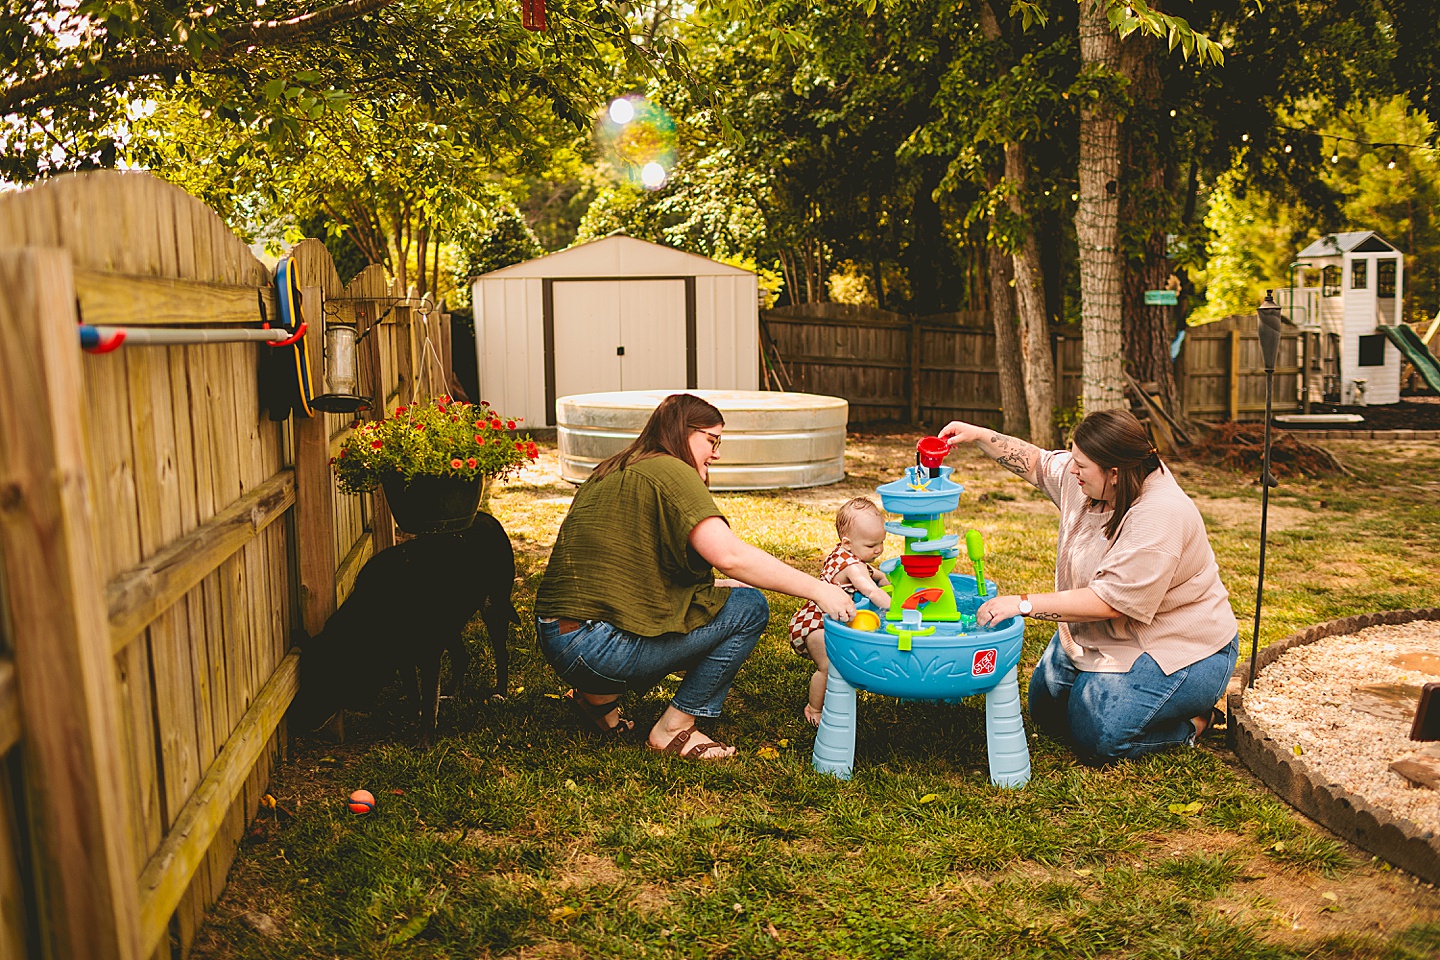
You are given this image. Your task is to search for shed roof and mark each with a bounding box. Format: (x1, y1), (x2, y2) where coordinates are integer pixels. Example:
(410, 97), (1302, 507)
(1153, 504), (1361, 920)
(479, 233), (753, 279)
(1297, 231), (1400, 258)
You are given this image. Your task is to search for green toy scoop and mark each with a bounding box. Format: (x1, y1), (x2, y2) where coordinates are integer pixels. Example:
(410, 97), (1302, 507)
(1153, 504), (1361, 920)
(965, 529), (986, 596)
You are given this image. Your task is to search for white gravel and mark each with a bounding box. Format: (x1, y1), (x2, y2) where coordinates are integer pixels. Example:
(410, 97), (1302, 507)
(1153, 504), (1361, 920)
(1245, 620), (1440, 834)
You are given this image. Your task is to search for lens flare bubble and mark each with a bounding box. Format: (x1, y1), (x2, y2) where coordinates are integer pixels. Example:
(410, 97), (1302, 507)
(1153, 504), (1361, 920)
(595, 95), (677, 191)
(608, 98), (635, 125)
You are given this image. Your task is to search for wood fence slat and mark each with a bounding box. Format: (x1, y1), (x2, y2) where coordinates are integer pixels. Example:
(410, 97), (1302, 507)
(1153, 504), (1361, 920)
(136, 654), (298, 958)
(0, 661), (19, 754)
(106, 472), (296, 653)
(0, 248), (142, 960)
(74, 270), (275, 329)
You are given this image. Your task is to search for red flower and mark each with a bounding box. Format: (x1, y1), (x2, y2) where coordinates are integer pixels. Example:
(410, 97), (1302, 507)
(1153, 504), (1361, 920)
(414, 423), (426, 431)
(451, 458), (463, 469)
(371, 440), (383, 449)
(527, 442), (539, 460)
(515, 441), (524, 451)
(490, 418), (502, 429)
(396, 405), (408, 414)
(339, 449), (348, 458)
(328, 456), (336, 465)
(475, 420), (485, 429)
(452, 415), (460, 422)
(442, 395), (452, 404)
(474, 434), (484, 443)
(466, 457), (478, 469)
(506, 419), (516, 429)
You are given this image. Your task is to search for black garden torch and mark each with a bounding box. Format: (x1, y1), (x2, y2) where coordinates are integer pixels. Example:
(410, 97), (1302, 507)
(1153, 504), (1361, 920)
(1248, 291), (1284, 687)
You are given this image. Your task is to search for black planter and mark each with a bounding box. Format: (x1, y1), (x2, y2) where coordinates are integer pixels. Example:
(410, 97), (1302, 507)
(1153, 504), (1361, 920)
(379, 473), (485, 534)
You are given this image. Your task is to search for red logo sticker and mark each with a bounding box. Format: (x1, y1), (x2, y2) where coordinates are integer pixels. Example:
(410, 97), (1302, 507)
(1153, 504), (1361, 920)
(972, 648), (997, 676)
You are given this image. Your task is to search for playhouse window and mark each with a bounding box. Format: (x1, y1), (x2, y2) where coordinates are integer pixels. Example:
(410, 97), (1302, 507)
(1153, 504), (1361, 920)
(1358, 334), (1386, 366)
(1351, 258), (1368, 290)
(1378, 259), (1396, 297)
(1322, 266), (1341, 297)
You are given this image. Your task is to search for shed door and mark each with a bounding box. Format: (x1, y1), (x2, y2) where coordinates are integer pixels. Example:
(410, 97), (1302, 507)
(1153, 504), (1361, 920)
(552, 280), (687, 394)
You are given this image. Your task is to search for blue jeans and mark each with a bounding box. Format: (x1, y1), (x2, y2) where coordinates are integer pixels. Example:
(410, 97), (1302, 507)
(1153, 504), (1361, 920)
(1028, 633), (1239, 766)
(536, 588), (769, 719)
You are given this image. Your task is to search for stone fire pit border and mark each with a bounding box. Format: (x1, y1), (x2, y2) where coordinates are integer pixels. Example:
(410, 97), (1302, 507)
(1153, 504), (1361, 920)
(1228, 607), (1440, 883)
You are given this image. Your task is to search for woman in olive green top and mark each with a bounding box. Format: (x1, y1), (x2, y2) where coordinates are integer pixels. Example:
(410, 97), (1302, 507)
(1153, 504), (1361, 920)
(537, 394), (854, 761)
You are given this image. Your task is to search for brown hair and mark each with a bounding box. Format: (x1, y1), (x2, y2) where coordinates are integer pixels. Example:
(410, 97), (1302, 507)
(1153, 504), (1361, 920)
(836, 496), (884, 538)
(1071, 408), (1163, 540)
(588, 393), (724, 482)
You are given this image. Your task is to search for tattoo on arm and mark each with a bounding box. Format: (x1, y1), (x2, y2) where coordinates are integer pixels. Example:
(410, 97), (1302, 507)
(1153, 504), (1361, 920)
(989, 434), (1036, 478)
(1029, 610), (1065, 622)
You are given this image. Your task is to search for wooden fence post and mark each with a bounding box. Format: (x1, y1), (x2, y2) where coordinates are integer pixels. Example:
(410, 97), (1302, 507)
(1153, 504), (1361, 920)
(0, 248), (140, 960)
(1228, 328), (1242, 422)
(908, 320), (921, 425)
(293, 282), (337, 635)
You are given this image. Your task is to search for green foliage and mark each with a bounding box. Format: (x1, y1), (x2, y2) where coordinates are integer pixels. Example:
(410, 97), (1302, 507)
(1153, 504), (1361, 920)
(450, 199), (545, 303)
(1194, 98), (1440, 323)
(333, 397), (535, 495)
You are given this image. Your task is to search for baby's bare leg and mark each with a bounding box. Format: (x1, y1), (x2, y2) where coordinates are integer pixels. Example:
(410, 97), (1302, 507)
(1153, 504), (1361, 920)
(804, 629), (830, 725)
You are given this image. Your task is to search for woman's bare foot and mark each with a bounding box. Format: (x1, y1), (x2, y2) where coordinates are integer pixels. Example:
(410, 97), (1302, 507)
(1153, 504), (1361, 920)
(804, 703), (823, 726)
(647, 705), (735, 760)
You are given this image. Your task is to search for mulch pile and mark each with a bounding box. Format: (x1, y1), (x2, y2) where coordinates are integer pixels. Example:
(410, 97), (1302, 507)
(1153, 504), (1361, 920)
(1186, 421), (1351, 479)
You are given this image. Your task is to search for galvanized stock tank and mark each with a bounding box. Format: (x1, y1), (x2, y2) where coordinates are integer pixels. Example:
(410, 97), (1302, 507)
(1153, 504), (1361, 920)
(556, 390), (848, 491)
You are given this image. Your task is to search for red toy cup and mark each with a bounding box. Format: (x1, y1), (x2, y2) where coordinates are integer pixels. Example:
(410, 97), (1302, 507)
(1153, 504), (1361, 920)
(916, 436), (950, 470)
(900, 554), (943, 578)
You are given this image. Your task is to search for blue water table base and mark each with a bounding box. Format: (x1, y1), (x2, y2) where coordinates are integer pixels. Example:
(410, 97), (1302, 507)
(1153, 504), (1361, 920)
(811, 574), (1031, 788)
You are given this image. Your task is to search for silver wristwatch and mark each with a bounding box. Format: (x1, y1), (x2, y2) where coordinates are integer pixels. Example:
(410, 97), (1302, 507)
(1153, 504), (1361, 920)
(1017, 594), (1033, 616)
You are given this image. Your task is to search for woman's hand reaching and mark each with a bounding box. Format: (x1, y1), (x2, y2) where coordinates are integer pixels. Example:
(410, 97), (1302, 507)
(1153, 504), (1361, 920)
(938, 420), (989, 447)
(812, 582), (856, 623)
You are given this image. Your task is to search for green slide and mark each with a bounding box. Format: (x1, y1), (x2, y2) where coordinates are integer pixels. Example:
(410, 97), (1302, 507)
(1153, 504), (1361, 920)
(1380, 323), (1440, 395)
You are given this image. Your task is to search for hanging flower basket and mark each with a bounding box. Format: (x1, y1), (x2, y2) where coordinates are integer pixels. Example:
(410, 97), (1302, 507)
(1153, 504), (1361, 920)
(379, 472), (488, 534)
(332, 395), (539, 533)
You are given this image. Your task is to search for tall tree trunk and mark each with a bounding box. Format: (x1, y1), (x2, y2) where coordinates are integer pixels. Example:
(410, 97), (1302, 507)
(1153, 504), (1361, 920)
(1120, 29), (1180, 416)
(1006, 142), (1058, 446)
(416, 223), (430, 297)
(986, 226), (1029, 438)
(1075, 0), (1127, 412)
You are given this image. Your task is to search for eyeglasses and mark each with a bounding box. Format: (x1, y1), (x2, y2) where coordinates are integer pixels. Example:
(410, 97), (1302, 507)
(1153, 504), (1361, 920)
(697, 429), (723, 452)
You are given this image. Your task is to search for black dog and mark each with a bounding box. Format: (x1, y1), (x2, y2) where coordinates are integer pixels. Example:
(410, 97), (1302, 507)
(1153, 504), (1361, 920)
(293, 510), (517, 735)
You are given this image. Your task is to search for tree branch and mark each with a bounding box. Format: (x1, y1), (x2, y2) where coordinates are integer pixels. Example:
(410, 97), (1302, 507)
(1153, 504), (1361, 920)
(1, 0), (398, 113)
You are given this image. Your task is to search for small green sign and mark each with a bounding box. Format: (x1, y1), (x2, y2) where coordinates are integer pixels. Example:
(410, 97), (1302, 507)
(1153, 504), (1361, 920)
(1144, 289), (1179, 306)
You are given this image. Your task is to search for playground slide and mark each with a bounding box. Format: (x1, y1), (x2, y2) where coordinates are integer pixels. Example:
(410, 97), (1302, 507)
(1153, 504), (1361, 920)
(1380, 323), (1440, 395)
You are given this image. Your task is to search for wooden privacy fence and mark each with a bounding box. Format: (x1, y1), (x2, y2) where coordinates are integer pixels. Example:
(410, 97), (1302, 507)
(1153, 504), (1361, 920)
(761, 304), (1299, 427)
(0, 171), (449, 960)
(1174, 313), (1303, 420)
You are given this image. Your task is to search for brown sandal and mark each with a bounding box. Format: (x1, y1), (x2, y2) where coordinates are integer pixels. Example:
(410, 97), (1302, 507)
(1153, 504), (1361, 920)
(647, 726), (732, 761)
(564, 690), (635, 738)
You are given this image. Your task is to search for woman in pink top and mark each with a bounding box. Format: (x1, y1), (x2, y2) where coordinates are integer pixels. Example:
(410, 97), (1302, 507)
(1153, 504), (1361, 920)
(939, 409), (1238, 765)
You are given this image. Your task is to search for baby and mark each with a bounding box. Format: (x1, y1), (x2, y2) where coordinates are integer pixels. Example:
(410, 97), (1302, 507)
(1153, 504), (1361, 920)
(789, 496), (892, 724)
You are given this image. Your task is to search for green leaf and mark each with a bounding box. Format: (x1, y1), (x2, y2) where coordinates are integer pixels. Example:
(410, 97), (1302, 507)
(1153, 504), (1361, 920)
(386, 912), (432, 945)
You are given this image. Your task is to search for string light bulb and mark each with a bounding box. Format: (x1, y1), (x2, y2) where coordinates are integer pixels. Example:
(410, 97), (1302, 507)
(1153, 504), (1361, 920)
(1331, 141), (1339, 164)
(1283, 143), (1292, 153)
(1241, 133), (1249, 142)
(1387, 150), (1398, 170)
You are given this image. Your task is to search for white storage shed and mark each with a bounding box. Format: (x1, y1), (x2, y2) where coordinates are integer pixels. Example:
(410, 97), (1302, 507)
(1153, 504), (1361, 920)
(1289, 231), (1405, 405)
(471, 234), (761, 426)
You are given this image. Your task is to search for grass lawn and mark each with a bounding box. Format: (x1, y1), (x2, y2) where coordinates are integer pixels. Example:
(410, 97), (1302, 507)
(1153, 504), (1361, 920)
(195, 433), (1440, 959)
